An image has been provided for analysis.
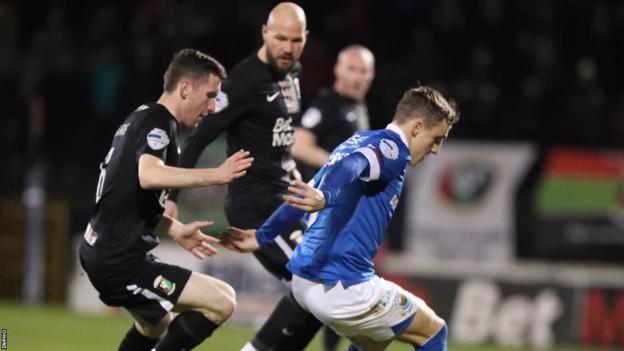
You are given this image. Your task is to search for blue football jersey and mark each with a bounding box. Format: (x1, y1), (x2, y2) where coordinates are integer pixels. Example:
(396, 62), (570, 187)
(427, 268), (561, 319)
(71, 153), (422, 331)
(287, 124), (411, 287)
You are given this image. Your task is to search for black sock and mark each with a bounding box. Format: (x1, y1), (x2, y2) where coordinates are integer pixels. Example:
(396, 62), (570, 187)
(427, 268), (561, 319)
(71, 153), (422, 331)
(154, 312), (219, 351)
(251, 292), (323, 351)
(118, 324), (158, 351)
(323, 326), (341, 351)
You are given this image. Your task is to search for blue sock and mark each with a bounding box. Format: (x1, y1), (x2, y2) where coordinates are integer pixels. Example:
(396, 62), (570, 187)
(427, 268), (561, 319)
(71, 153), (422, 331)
(348, 344), (360, 351)
(414, 323), (447, 351)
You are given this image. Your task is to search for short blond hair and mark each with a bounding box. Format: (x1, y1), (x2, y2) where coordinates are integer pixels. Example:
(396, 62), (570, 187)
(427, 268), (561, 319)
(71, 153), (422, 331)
(393, 86), (460, 127)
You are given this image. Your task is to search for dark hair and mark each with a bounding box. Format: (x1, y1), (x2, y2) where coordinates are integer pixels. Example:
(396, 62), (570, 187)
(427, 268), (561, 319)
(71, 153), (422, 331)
(393, 86), (460, 127)
(163, 49), (227, 92)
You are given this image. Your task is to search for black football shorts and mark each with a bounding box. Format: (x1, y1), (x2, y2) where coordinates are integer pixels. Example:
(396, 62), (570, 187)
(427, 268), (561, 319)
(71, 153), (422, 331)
(80, 240), (192, 324)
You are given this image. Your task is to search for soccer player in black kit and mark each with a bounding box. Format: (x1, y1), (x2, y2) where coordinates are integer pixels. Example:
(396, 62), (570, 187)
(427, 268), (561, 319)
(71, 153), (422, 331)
(79, 49), (253, 351)
(294, 45), (375, 182)
(292, 45), (375, 351)
(165, 3), (323, 351)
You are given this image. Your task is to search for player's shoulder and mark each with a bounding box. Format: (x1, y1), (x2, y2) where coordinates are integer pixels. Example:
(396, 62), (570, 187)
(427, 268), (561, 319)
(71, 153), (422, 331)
(221, 55), (265, 95)
(310, 88), (338, 108)
(369, 129), (409, 157)
(298, 88), (334, 129)
(228, 55), (268, 81)
(127, 103), (175, 131)
(354, 129), (410, 166)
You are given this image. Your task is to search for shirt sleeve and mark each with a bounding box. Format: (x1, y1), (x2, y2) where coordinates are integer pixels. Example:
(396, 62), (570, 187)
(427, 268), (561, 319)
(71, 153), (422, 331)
(135, 112), (175, 162)
(353, 136), (405, 182)
(256, 203), (306, 247)
(318, 152), (370, 207)
(256, 152), (370, 245)
(298, 105), (324, 137)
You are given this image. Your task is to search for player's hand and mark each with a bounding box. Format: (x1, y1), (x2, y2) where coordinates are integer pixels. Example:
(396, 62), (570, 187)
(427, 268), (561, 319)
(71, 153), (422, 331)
(219, 226), (259, 253)
(283, 180), (326, 212)
(164, 200), (179, 219)
(173, 221), (219, 259)
(215, 149), (254, 184)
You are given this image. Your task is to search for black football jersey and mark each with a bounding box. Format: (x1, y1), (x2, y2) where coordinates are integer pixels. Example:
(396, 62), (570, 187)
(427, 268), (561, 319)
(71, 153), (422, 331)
(178, 54), (302, 211)
(86, 103), (179, 265)
(296, 88), (370, 179)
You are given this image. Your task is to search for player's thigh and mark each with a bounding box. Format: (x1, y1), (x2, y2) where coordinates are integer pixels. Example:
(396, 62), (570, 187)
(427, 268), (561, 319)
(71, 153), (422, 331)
(395, 299), (445, 346)
(174, 271), (236, 323)
(349, 335), (392, 351)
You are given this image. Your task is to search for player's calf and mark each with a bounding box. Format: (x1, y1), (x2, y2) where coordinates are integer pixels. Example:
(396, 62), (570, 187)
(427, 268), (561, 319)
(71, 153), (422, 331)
(135, 313), (174, 339)
(119, 313), (172, 351)
(118, 323), (160, 351)
(153, 311), (221, 351)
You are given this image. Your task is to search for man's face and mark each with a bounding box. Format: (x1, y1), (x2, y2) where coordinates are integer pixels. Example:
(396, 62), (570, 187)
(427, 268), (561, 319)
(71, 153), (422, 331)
(262, 21), (307, 73)
(335, 52), (375, 101)
(179, 74), (222, 129)
(408, 119), (451, 166)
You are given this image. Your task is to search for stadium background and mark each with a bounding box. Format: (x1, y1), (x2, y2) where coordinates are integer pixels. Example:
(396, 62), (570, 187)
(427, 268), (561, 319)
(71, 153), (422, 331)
(0, 0), (623, 349)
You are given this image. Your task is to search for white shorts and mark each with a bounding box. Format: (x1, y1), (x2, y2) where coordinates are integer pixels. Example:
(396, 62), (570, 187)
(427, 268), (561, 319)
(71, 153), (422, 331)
(292, 275), (421, 341)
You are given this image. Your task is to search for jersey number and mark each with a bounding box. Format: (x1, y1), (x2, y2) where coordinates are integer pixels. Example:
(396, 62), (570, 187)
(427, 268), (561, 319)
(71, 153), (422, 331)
(95, 147), (115, 203)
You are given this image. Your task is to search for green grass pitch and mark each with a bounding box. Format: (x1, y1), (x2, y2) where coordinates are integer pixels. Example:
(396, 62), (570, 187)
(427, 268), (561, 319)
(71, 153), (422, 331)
(0, 302), (616, 350)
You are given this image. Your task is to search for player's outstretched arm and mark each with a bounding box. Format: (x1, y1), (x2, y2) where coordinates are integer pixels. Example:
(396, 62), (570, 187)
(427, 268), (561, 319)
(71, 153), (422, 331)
(283, 180), (326, 212)
(164, 199), (179, 219)
(219, 227), (259, 253)
(155, 215), (219, 259)
(221, 200), (306, 252)
(285, 152), (370, 212)
(138, 149), (253, 189)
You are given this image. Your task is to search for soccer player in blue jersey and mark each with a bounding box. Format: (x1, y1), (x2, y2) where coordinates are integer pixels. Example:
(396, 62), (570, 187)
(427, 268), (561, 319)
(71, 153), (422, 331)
(220, 86), (460, 351)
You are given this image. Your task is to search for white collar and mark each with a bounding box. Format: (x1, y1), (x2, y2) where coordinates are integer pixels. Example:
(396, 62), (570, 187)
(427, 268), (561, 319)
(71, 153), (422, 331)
(385, 123), (409, 149)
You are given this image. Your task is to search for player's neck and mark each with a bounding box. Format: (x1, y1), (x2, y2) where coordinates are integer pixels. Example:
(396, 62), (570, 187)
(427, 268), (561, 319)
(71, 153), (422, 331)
(333, 82), (359, 102)
(156, 93), (181, 124)
(257, 46), (268, 64)
(388, 122), (411, 149)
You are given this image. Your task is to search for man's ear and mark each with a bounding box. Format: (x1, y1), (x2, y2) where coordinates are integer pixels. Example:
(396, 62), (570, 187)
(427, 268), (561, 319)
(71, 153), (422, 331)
(411, 119), (424, 137)
(261, 24), (269, 40)
(179, 80), (190, 99)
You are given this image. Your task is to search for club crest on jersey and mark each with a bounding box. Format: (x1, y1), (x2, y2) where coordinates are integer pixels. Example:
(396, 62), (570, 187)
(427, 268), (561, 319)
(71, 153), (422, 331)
(215, 91), (229, 113)
(153, 275), (176, 296)
(147, 128), (170, 150)
(380, 139), (399, 160)
(279, 74), (301, 114)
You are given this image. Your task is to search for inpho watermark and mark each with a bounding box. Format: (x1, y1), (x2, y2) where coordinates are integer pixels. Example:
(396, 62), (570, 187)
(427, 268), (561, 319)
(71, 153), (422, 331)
(1, 328), (7, 349)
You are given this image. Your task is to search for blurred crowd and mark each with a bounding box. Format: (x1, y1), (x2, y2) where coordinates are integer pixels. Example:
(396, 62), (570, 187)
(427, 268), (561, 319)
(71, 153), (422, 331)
(1, 0), (623, 231)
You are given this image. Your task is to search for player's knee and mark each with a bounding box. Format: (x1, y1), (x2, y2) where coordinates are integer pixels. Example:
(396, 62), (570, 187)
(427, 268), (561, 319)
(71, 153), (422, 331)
(219, 282), (237, 318)
(429, 316), (446, 337)
(205, 283), (236, 323)
(135, 313), (172, 338)
(439, 322), (448, 338)
(420, 322), (447, 351)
